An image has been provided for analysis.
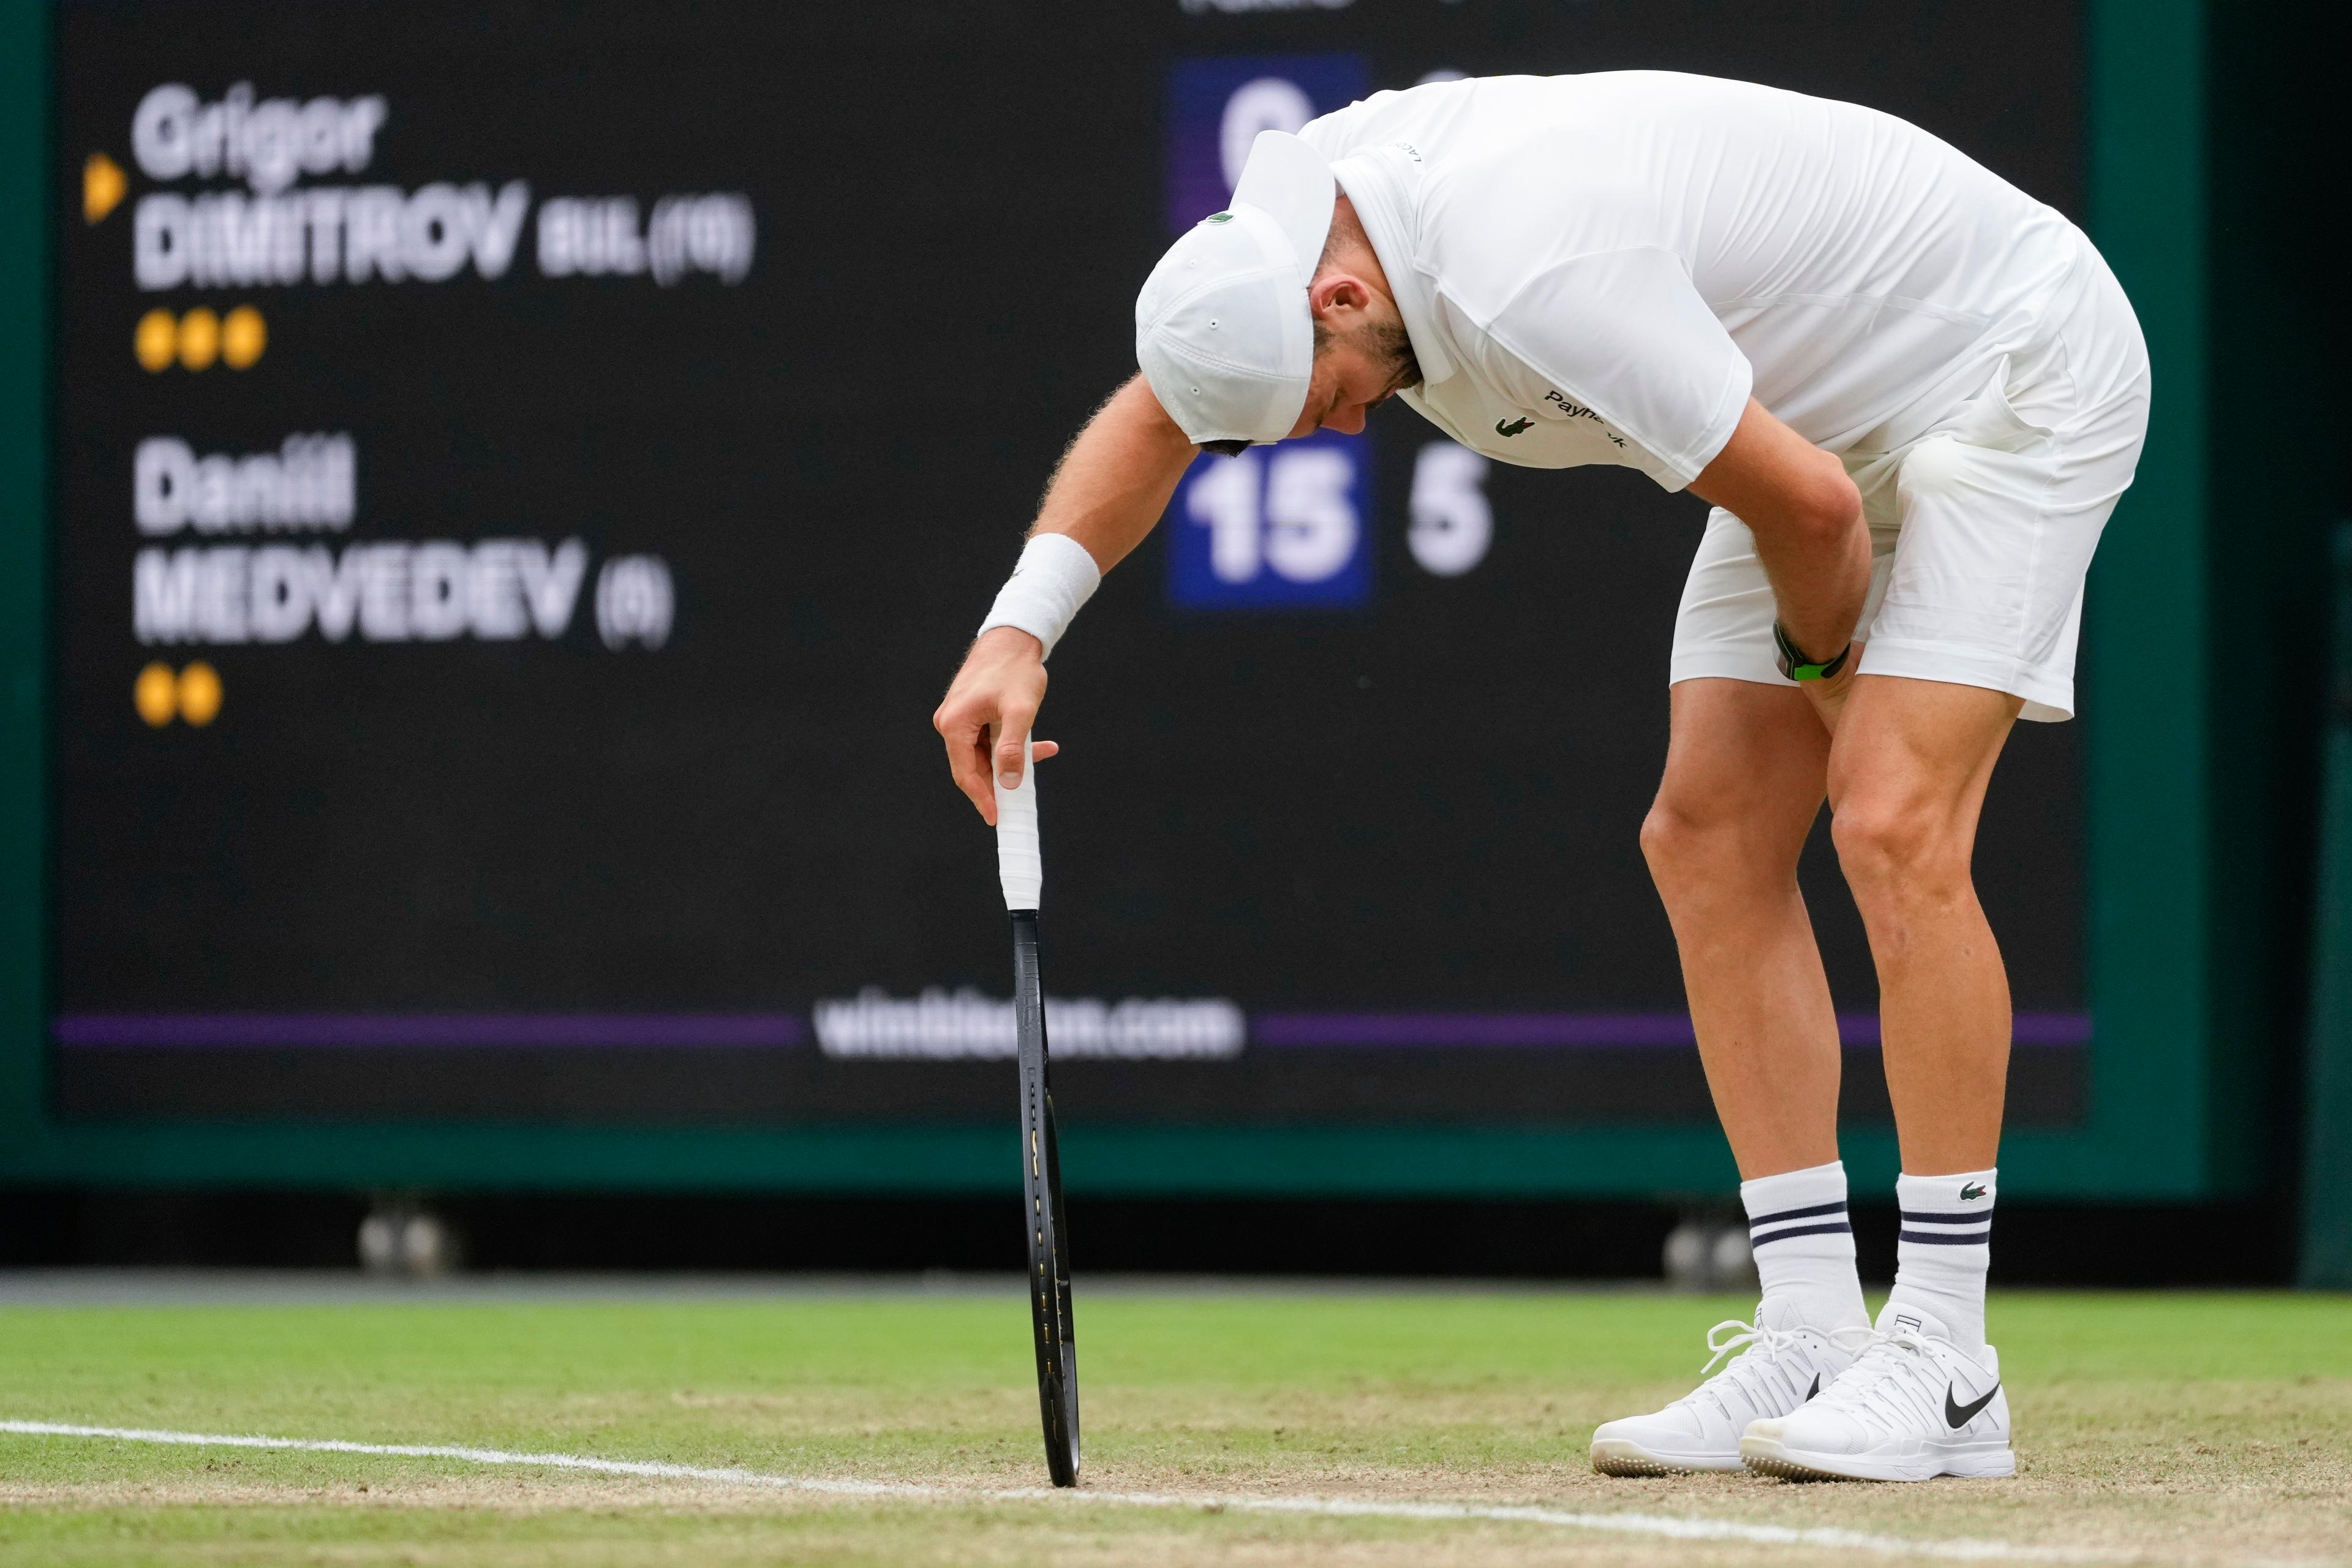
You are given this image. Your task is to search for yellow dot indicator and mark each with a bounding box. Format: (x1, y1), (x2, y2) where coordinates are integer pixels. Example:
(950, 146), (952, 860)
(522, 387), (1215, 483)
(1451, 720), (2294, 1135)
(135, 309), (178, 372)
(134, 662), (177, 727)
(177, 661), (222, 726)
(83, 152), (126, 225)
(178, 307), (219, 371)
(221, 305), (266, 369)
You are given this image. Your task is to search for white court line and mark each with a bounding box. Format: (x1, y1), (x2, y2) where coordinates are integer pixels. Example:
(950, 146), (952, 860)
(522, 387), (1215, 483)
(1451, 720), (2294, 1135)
(1, 1419), (2128, 1562)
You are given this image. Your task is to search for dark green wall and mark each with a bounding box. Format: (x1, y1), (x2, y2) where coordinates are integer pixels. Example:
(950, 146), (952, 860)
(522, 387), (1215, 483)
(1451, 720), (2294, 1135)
(2081, 0), (2217, 1192)
(0, 0), (48, 1188)
(2301, 527), (2352, 1285)
(2204, 0), (2345, 1199)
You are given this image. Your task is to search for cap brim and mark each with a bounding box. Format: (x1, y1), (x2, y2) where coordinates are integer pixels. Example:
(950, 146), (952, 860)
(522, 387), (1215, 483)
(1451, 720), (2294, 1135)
(1231, 130), (1335, 284)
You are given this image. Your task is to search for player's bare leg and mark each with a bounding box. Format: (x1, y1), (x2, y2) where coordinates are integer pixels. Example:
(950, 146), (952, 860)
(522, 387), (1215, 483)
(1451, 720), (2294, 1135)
(1591, 675), (1861, 1476)
(1641, 676), (1841, 1179)
(1743, 670), (2022, 1482)
(1825, 673), (2021, 1175)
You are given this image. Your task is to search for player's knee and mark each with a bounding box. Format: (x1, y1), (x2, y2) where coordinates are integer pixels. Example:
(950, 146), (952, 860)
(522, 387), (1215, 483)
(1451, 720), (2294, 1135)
(1638, 798), (1702, 879)
(1831, 796), (1967, 908)
(1646, 799), (1721, 870)
(1641, 797), (1768, 897)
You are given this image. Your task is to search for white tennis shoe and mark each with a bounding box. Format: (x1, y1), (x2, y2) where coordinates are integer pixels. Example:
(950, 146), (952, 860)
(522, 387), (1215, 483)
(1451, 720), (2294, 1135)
(1740, 1302), (2014, 1481)
(1590, 1311), (1856, 1475)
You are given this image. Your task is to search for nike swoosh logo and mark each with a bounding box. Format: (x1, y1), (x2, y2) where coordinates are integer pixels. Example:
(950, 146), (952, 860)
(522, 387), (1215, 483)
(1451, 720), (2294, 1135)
(1804, 1373), (1821, 1403)
(1945, 1381), (2000, 1428)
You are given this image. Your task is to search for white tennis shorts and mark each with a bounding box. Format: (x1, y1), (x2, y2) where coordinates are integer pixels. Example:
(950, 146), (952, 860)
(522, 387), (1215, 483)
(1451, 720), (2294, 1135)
(1669, 235), (2152, 722)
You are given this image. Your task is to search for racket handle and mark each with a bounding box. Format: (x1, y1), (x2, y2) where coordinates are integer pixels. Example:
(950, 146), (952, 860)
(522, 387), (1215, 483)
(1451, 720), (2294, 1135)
(992, 729), (1042, 912)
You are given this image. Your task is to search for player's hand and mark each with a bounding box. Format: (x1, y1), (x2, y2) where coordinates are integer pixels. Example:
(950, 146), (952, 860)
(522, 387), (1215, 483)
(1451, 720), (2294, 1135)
(1800, 642), (1863, 737)
(934, 626), (1060, 824)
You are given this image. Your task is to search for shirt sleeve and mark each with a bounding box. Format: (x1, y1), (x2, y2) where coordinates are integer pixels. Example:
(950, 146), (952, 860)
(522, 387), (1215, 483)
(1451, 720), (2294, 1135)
(1475, 246), (1752, 491)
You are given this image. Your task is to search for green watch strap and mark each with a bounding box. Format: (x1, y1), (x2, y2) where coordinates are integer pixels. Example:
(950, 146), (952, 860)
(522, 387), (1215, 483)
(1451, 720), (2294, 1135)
(1772, 621), (1853, 682)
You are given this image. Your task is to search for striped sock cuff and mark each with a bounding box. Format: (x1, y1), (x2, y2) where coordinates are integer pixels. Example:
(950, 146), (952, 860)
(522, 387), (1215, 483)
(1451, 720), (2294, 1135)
(1742, 1161), (1865, 1326)
(1890, 1169), (1997, 1348)
(1893, 1169), (1997, 1250)
(1749, 1198), (1853, 1248)
(1897, 1204), (1995, 1246)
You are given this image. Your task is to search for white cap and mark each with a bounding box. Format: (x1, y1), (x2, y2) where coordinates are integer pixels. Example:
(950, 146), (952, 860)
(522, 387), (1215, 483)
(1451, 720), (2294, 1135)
(1135, 130), (1336, 446)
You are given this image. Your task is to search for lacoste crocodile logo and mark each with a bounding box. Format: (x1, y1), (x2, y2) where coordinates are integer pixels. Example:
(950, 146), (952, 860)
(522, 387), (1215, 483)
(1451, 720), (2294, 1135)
(1945, 1381), (2000, 1428)
(1960, 1183), (1988, 1201)
(1494, 417), (1532, 437)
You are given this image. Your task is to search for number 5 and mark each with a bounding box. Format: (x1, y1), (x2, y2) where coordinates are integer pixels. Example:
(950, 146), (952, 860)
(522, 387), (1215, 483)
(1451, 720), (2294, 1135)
(1408, 442), (1492, 576)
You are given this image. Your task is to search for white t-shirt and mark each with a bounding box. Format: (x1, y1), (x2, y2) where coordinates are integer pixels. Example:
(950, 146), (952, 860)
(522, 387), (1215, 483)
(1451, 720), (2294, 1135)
(1298, 72), (2085, 489)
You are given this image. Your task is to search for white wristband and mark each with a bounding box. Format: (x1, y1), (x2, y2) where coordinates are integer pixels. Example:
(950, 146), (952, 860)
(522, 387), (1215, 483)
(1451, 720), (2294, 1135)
(977, 533), (1101, 658)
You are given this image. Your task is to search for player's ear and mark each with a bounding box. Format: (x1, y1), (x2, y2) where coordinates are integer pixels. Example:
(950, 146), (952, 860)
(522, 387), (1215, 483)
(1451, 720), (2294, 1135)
(1308, 270), (1366, 318)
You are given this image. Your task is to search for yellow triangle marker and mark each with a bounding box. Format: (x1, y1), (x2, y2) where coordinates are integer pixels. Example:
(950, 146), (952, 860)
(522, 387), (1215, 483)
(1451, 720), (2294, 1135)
(84, 153), (126, 224)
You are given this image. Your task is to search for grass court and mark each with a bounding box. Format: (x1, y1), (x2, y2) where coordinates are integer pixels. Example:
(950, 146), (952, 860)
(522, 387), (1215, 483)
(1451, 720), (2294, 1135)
(1, 1284), (2346, 1566)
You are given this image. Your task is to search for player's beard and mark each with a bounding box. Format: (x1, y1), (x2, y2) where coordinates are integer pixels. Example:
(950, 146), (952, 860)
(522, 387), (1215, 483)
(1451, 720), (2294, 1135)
(1362, 317), (1423, 392)
(1316, 316), (1423, 394)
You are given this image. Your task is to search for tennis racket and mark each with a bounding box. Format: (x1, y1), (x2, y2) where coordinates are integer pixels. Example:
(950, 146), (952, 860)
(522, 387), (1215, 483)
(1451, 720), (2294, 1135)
(993, 729), (1080, 1488)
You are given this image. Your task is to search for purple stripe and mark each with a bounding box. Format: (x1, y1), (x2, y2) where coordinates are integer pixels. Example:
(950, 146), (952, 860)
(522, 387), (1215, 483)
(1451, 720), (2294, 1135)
(51, 1014), (809, 1049)
(1247, 1010), (2091, 1049)
(2018, 1011), (2094, 1045)
(1838, 1011), (2092, 1046)
(1251, 1012), (1698, 1047)
(51, 1009), (2092, 1052)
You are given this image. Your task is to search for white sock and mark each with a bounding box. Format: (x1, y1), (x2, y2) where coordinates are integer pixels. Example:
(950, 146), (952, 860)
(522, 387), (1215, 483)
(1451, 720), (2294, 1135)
(1888, 1168), (1997, 1352)
(1740, 1160), (1868, 1330)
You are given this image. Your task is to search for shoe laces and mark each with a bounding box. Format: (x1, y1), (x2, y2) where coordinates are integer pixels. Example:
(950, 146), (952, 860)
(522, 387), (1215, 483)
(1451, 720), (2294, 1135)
(1814, 1324), (1947, 1432)
(1678, 1319), (1815, 1422)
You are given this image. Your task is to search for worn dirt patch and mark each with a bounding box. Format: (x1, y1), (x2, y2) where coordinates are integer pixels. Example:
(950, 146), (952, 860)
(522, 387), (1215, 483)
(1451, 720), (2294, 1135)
(6, 1438), (2350, 1568)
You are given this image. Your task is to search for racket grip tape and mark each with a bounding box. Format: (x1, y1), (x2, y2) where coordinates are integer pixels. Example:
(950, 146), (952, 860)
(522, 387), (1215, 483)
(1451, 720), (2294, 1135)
(992, 729), (1042, 912)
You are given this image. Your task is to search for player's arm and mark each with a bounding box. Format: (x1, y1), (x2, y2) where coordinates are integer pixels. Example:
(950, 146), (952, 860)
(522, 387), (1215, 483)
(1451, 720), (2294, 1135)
(1025, 374), (1199, 572)
(1687, 398), (1870, 719)
(933, 374), (1197, 823)
(1476, 247), (1865, 710)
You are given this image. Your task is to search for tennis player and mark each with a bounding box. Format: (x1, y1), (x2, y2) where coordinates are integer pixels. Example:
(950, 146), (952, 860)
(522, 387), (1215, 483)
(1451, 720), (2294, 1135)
(933, 71), (2146, 1482)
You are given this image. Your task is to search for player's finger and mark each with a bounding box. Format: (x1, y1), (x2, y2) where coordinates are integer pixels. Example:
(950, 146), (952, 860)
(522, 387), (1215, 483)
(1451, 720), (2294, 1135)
(1031, 740), (1060, 762)
(940, 712), (998, 824)
(995, 704), (1038, 790)
(965, 734), (1001, 823)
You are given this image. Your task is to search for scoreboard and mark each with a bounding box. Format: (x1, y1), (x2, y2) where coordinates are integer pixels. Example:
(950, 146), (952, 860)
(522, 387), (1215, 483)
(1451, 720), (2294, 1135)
(41, 1), (2092, 1152)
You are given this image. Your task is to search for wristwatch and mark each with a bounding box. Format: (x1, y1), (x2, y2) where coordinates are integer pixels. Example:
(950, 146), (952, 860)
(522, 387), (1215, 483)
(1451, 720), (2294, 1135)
(1772, 621), (1852, 682)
